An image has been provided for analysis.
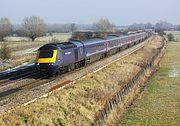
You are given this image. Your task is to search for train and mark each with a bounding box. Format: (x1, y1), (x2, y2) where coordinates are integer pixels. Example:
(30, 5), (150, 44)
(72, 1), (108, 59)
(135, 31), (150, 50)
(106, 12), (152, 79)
(35, 30), (152, 75)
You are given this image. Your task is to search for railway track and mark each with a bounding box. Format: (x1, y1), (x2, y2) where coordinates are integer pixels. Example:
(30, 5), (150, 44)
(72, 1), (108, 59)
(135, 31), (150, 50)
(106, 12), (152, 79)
(0, 76), (55, 101)
(0, 36), (154, 113)
(0, 64), (87, 101)
(0, 70), (38, 86)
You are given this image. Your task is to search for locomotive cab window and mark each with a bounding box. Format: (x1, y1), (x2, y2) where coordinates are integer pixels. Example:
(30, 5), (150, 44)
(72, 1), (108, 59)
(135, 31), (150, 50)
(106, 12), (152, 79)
(39, 50), (53, 58)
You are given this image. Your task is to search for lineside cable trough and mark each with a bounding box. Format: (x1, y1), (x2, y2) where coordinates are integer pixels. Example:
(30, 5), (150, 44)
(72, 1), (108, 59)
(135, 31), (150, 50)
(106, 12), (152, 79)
(49, 80), (72, 92)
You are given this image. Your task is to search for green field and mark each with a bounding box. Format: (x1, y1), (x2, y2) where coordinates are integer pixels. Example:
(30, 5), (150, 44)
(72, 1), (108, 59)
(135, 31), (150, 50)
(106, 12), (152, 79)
(118, 33), (180, 125)
(165, 31), (180, 41)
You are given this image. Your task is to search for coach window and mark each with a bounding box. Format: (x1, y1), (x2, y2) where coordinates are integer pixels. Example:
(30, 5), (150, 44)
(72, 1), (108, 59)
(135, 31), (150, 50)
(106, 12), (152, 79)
(93, 46), (96, 52)
(89, 46), (92, 53)
(112, 41), (114, 47)
(88, 46), (91, 53)
(110, 41), (113, 47)
(80, 47), (83, 55)
(110, 41), (112, 47)
(109, 41), (111, 47)
(111, 41), (114, 47)
(116, 40), (118, 46)
(90, 46), (94, 53)
(102, 44), (104, 50)
(100, 44), (103, 50)
(98, 44), (101, 51)
(97, 45), (100, 51)
(91, 46), (96, 53)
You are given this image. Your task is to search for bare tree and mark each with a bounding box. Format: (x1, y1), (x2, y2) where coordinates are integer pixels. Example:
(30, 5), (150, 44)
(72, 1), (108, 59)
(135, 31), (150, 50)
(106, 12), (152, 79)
(129, 23), (144, 30)
(22, 16), (47, 41)
(145, 22), (153, 29)
(47, 24), (71, 33)
(0, 17), (12, 41)
(155, 21), (173, 31)
(93, 18), (115, 32)
(155, 21), (173, 35)
(177, 25), (180, 30)
(70, 23), (77, 33)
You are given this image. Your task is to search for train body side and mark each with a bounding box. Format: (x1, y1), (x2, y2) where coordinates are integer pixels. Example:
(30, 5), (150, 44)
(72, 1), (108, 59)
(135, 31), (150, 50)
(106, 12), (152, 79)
(35, 31), (151, 75)
(82, 38), (106, 63)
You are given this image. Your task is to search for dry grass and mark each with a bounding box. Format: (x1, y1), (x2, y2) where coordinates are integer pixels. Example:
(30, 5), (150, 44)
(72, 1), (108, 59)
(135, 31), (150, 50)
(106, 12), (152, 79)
(0, 36), (164, 126)
(118, 42), (180, 125)
(0, 33), (71, 52)
(36, 33), (71, 42)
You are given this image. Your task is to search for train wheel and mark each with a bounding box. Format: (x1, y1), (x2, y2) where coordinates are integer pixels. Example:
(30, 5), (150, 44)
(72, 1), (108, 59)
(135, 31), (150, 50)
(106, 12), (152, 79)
(70, 64), (75, 71)
(54, 71), (59, 77)
(67, 65), (71, 72)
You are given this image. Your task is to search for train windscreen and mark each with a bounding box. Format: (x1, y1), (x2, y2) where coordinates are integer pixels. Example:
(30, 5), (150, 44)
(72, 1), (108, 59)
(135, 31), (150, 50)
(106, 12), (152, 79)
(39, 50), (53, 58)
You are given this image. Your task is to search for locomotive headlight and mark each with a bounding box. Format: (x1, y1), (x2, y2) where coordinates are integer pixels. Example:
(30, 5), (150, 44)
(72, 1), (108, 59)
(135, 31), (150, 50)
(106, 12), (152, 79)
(36, 63), (40, 65)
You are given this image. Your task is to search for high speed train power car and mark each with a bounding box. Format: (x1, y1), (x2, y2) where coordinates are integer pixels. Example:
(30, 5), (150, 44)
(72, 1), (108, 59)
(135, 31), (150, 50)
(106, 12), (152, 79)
(35, 31), (151, 75)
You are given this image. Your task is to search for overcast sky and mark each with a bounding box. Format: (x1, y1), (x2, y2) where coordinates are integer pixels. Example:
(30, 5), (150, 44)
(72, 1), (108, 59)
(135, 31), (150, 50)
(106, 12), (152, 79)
(0, 0), (179, 25)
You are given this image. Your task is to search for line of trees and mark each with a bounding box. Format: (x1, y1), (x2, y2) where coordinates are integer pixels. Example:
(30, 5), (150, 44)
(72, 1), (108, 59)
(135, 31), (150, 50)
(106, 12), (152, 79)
(0, 17), (116, 42)
(1, 16), (180, 42)
(0, 18), (12, 41)
(0, 16), (80, 42)
(44, 24), (78, 34)
(0, 16), (47, 41)
(128, 21), (179, 32)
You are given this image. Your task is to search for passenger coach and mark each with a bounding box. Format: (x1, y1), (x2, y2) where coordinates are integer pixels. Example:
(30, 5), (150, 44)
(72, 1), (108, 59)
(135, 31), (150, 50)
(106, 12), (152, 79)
(35, 31), (150, 75)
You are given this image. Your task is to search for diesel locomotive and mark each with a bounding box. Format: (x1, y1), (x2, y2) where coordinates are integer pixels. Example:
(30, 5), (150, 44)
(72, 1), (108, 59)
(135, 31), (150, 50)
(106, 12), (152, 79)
(35, 31), (151, 75)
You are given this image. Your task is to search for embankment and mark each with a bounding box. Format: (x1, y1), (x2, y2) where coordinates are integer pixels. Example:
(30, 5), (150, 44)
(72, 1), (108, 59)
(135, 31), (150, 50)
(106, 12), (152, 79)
(0, 35), (166, 126)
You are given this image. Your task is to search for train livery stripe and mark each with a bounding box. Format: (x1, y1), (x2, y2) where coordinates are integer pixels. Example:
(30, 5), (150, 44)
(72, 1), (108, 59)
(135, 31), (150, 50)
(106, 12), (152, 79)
(37, 50), (57, 63)
(106, 40), (108, 53)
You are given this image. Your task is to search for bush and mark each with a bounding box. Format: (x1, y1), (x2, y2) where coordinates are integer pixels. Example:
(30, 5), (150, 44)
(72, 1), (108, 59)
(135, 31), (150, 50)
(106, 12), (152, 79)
(167, 33), (175, 41)
(0, 43), (12, 60)
(175, 38), (179, 42)
(51, 37), (61, 43)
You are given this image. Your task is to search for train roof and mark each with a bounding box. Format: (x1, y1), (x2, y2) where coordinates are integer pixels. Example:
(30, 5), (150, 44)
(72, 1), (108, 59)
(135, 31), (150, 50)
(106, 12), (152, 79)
(105, 35), (120, 40)
(39, 44), (59, 50)
(42, 42), (77, 50)
(69, 40), (84, 48)
(82, 38), (106, 45)
(82, 38), (104, 42)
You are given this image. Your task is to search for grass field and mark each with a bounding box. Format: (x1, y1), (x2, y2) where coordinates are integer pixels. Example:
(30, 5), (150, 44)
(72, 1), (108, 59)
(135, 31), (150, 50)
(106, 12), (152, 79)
(118, 33), (180, 126)
(165, 31), (180, 41)
(36, 33), (71, 42)
(1, 33), (71, 51)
